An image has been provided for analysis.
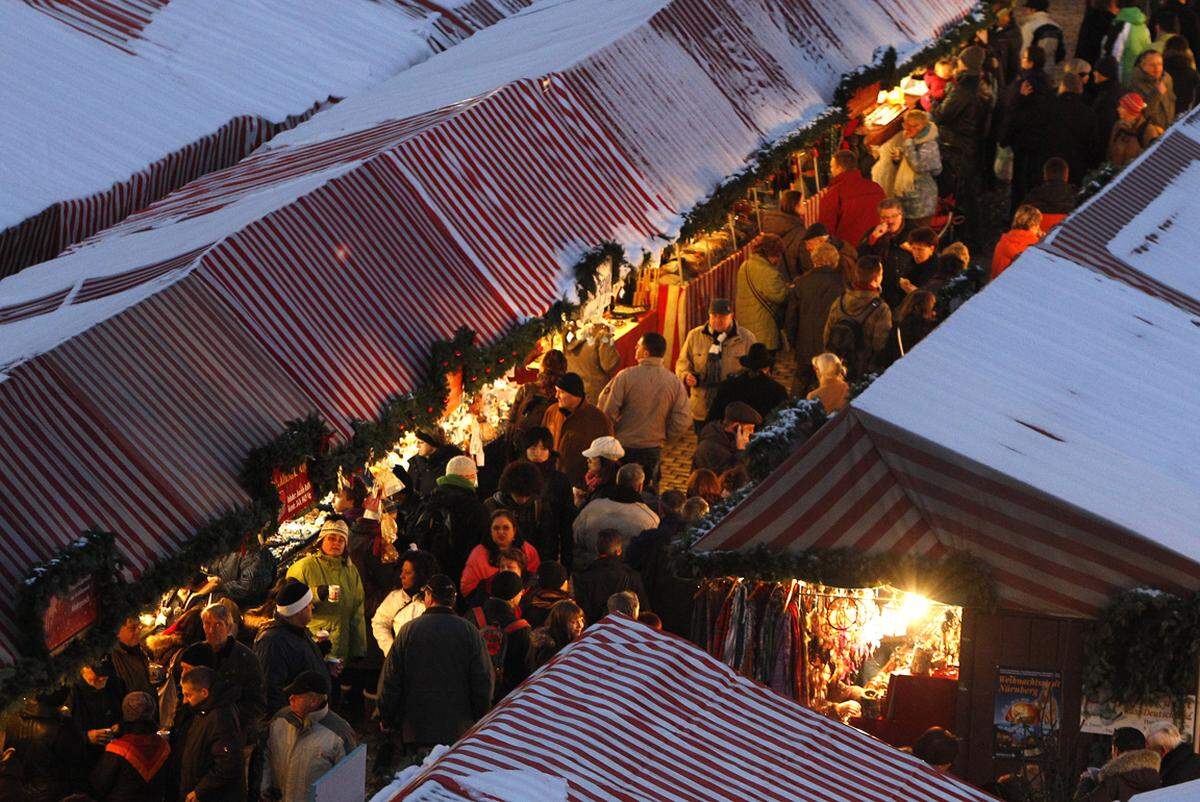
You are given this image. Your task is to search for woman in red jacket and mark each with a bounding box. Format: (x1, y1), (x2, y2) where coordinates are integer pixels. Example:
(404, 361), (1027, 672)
(990, 204), (1043, 280)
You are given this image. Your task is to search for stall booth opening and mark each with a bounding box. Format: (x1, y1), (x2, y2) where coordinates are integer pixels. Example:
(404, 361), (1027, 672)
(694, 578), (962, 750)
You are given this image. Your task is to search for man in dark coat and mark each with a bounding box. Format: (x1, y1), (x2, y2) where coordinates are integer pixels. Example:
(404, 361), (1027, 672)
(467, 571), (531, 702)
(0, 693), (87, 802)
(395, 429), (462, 499)
(786, 241), (845, 392)
(410, 457), (489, 586)
(201, 603), (266, 744)
(693, 402), (763, 475)
(209, 535), (277, 609)
(178, 667), (244, 802)
(1022, 157), (1078, 218)
(1091, 56), (1124, 151)
(933, 45), (990, 245)
(858, 199), (914, 309)
(377, 575), (493, 749)
(1074, 726), (1160, 801)
(1152, 0), (1200, 60)
(626, 491), (697, 636)
(704, 343), (787, 424)
(90, 691), (170, 802)
(252, 580), (330, 714)
(111, 616), (154, 697)
(541, 372), (614, 492)
(69, 659), (127, 771)
(573, 529), (649, 625)
(519, 427), (576, 570)
(1044, 74), (1102, 184)
(1147, 722), (1200, 787)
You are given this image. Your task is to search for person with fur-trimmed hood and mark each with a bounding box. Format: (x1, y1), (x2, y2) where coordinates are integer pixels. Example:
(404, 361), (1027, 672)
(260, 671), (355, 802)
(1074, 726), (1161, 801)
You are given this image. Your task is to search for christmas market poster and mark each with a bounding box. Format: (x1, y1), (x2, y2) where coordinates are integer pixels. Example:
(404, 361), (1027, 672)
(993, 668), (1062, 759)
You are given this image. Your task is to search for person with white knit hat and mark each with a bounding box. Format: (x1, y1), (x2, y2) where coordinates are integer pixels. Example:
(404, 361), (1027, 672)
(253, 578), (330, 713)
(285, 518), (367, 668)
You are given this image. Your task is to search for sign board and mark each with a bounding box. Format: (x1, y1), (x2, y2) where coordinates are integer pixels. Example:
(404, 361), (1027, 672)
(273, 463), (314, 522)
(993, 668), (1062, 759)
(43, 576), (99, 655)
(310, 744), (365, 802)
(1081, 693), (1196, 739)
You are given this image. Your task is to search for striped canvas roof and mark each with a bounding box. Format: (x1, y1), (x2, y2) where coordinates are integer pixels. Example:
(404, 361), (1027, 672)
(694, 249), (1200, 618)
(389, 616), (994, 802)
(0, 0), (974, 667)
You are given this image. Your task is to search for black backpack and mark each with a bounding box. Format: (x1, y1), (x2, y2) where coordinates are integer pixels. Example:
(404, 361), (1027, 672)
(826, 296), (883, 379)
(470, 607), (530, 696)
(405, 498), (453, 569)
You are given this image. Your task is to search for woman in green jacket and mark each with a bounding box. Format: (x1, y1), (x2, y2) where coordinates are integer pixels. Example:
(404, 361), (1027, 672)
(286, 518), (367, 663)
(735, 233), (790, 352)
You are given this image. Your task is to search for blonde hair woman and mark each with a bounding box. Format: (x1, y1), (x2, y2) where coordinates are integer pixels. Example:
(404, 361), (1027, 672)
(807, 352), (850, 413)
(871, 108), (942, 226)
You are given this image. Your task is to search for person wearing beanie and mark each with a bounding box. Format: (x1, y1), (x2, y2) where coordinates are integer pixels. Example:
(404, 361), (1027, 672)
(261, 670), (356, 802)
(377, 574), (494, 749)
(520, 561), (573, 629)
(69, 659), (127, 771)
(406, 455), (489, 589)
(785, 221), (858, 281)
(286, 518), (367, 666)
(692, 401), (764, 475)
(253, 578), (330, 714)
(395, 427), (463, 499)
(541, 371), (614, 493)
(90, 691), (170, 802)
(1108, 90), (1164, 166)
(466, 570), (531, 702)
(675, 298), (757, 434)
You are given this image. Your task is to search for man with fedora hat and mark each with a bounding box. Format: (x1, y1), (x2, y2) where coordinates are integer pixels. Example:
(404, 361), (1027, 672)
(675, 298), (757, 434)
(261, 670), (356, 802)
(599, 331), (689, 489)
(705, 342), (788, 424)
(541, 371), (613, 493)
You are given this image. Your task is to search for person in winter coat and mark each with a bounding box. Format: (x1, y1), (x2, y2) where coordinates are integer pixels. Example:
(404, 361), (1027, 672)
(252, 580), (331, 714)
(1074, 727), (1160, 801)
(518, 428), (575, 569)
(785, 241), (846, 392)
(1147, 722), (1200, 787)
(286, 519), (367, 665)
(1001, 47), (1057, 210)
(572, 530), (649, 625)
(991, 205), (1044, 280)
(1130, 50), (1177, 131)
(932, 45), (991, 244)
(70, 660), (127, 771)
(563, 323), (621, 402)
(1092, 55), (1125, 143)
(1103, 0), (1153, 83)
(1162, 35), (1199, 116)
(572, 463), (659, 569)
(526, 599), (585, 672)
(1044, 74), (1103, 184)
(90, 692), (169, 802)
(261, 671), (355, 802)
(178, 667), (244, 802)
(209, 534), (277, 609)
(484, 460), (554, 560)
(806, 353), (850, 414)
(1107, 92), (1164, 167)
(760, 190), (808, 277)
(898, 226), (940, 293)
(786, 223), (858, 281)
(396, 429), (462, 499)
(200, 603), (266, 745)
(506, 349), (566, 459)
(871, 110), (942, 226)
(885, 290), (940, 366)
(466, 571), (531, 702)
(818, 150), (887, 246)
(859, 199), (914, 309)
(625, 491), (699, 636)
(919, 59), (955, 112)
(1023, 156), (1078, 226)
(346, 515), (401, 661)
(674, 298), (757, 432)
(1078, 0), (1117, 66)
(823, 256), (894, 378)
(541, 372), (614, 492)
(408, 456), (489, 587)
(1153, 0), (1200, 62)
(704, 342), (788, 423)
(370, 549), (434, 657)
(1018, 0), (1066, 75)
(376, 575), (493, 749)
(110, 617), (153, 698)
(0, 693), (87, 802)
(599, 332), (689, 488)
(692, 402), (763, 475)
(991, 6), (1026, 85)
(460, 509), (541, 599)
(520, 561), (572, 629)
(734, 233), (790, 352)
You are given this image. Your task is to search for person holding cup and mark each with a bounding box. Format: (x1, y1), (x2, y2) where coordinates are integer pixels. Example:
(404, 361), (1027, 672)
(285, 518), (367, 672)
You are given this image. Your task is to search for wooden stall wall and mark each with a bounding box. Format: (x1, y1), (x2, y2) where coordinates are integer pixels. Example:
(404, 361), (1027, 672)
(955, 609), (1087, 790)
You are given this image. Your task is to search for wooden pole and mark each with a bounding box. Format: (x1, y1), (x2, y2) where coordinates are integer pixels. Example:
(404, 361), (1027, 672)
(1192, 653), (1200, 752)
(728, 213), (738, 250)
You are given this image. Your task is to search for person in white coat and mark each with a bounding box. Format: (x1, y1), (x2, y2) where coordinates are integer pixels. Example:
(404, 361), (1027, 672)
(370, 550), (436, 657)
(261, 671), (356, 802)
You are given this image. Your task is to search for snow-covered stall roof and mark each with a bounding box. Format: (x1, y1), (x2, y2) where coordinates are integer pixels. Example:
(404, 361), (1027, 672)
(1131, 779), (1200, 801)
(0, 0), (536, 277)
(384, 616), (994, 802)
(694, 248), (1200, 618)
(0, 0), (974, 668)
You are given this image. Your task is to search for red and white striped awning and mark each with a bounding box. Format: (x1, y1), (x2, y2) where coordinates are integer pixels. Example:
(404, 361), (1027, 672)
(694, 245), (1200, 618)
(0, 0), (975, 666)
(389, 616), (994, 802)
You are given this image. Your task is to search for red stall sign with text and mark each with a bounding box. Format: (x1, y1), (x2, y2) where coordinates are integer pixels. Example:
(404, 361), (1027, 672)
(273, 464), (314, 522)
(44, 577), (98, 655)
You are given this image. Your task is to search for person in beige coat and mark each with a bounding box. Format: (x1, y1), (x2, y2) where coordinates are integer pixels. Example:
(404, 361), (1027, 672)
(674, 298), (757, 433)
(564, 323), (621, 401)
(599, 332), (689, 489)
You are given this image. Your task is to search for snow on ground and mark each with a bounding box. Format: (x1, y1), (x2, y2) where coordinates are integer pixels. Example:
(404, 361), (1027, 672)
(0, 0), (433, 231)
(856, 249), (1200, 563)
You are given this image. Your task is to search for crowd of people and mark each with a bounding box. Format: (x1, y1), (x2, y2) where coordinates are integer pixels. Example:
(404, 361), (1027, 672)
(2, 1), (1197, 800)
